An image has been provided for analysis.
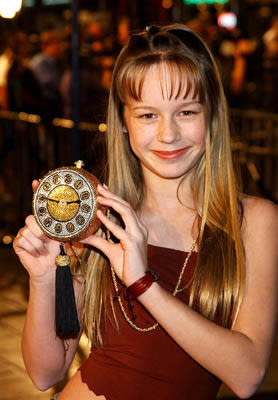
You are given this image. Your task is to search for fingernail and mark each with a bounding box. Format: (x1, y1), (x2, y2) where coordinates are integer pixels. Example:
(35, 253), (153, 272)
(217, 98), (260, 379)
(103, 183), (109, 189)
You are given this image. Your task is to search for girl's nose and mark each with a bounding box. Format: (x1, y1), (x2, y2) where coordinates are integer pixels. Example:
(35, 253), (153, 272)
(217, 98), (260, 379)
(157, 117), (180, 143)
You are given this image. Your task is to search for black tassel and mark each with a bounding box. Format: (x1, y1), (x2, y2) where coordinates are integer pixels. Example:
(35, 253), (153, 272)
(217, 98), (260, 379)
(55, 243), (80, 338)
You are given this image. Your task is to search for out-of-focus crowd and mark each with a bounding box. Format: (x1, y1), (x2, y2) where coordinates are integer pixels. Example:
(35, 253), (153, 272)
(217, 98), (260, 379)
(0, 17), (131, 125)
(0, 10), (278, 123)
(186, 10), (278, 113)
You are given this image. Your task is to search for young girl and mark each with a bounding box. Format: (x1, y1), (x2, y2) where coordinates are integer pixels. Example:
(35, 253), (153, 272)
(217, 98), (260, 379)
(13, 24), (277, 400)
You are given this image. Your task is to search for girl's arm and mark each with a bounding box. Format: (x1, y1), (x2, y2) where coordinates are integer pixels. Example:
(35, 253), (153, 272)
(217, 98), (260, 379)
(82, 186), (277, 399)
(14, 215), (84, 391)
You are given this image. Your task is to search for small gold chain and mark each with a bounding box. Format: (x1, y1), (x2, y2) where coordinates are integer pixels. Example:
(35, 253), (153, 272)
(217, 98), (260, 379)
(173, 239), (197, 296)
(110, 239), (197, 332)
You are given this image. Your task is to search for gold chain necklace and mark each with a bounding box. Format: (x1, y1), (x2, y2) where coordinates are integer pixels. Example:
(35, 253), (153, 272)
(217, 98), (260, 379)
(110, 239), (197, 332)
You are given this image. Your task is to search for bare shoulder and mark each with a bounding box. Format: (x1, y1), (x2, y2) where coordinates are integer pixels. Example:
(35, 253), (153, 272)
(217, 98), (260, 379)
(242, 194), (277, 218)
(241, 195), (278, 238)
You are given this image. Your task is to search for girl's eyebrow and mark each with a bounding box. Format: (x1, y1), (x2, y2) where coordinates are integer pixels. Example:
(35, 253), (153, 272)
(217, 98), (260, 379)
(128, 101), (201, 111)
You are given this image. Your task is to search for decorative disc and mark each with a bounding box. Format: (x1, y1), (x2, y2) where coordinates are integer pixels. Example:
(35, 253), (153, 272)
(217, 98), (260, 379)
(33, 165), (101, 241)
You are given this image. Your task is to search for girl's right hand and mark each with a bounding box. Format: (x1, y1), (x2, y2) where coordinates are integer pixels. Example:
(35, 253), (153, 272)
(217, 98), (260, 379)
(13, 180), (60, 281)
(13, 215), (60, 281)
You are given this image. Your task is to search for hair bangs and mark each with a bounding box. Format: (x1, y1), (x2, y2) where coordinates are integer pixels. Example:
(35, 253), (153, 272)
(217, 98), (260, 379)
(157, 58), (203, 102)
(117, 54), (204, 104)
(116, 56), (161, 103)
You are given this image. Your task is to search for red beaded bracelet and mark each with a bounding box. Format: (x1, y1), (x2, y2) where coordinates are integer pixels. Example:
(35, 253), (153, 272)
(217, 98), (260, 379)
(126, 270), (159, 299)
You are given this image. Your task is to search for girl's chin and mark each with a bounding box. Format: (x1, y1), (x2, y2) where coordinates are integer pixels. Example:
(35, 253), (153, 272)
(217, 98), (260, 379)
(143, 167), (194, 181)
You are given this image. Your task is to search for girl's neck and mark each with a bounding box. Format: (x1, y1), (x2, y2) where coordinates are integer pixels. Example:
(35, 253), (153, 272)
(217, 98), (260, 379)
(141, 174), (195, 215)
(137, 172), (199, 250)
(139, 180), (198, 251)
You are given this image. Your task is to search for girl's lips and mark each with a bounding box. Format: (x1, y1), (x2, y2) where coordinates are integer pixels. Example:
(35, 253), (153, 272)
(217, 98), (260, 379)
(151, 147), (189, 159)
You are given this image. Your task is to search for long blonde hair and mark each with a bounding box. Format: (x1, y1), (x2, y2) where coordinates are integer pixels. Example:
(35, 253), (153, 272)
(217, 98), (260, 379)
(82, 24), (245, 346)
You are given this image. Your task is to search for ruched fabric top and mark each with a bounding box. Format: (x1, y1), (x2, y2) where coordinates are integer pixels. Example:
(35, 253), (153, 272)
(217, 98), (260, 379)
(79, 244), (221, 399)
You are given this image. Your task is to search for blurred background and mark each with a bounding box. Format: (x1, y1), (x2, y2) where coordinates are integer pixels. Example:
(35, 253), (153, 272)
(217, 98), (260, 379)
(0, 1), (277, 399)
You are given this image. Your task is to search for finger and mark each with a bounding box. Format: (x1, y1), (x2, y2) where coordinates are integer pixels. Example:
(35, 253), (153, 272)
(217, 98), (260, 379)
(97, 186), (144, 230)
(97, 185), (128, 206)
(21, 227), (48, 255)
(25, 215), (47, 240)
(13, 234), (41, 257)
(80, 232), (113, 257)
(96, 209), (129, 242)
(32, 179), (40, 193)
(97, 196), (142, 235)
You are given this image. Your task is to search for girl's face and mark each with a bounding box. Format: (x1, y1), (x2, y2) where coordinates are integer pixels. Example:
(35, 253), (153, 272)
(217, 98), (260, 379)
(123, 64), (206, 185)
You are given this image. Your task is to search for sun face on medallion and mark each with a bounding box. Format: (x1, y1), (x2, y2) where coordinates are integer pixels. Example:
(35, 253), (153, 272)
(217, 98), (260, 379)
(47, 185), (80, 222)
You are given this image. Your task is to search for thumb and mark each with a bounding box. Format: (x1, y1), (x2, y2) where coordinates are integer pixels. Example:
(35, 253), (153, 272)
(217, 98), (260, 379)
(32, 179), (40, 193)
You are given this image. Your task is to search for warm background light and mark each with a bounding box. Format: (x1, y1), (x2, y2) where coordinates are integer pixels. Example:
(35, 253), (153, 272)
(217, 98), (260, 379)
(0, 0), (22, 18)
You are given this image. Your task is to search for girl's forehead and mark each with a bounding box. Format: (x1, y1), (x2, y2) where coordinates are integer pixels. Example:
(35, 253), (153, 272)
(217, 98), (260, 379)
(122, 61), (199, 103)
(143, 64), (188, 98)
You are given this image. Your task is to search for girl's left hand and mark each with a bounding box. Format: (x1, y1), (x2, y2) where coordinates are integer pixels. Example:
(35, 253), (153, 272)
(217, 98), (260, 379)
(80, 184), (148, 286)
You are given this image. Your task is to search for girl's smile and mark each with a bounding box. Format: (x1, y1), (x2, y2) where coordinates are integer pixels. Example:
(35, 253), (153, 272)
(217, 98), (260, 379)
(151, 146), (190, 160)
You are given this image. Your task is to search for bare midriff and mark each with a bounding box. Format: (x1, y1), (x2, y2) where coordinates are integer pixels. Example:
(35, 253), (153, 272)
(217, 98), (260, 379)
(57, 371), (106, 400)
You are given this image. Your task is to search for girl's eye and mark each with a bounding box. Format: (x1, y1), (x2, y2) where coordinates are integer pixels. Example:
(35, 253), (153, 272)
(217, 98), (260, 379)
(180, 110), (196, 116)
(140, 113), (156, 119)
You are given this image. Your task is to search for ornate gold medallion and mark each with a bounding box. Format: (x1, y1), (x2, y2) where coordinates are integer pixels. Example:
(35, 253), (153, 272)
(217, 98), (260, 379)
(33, 161), (103, 241)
